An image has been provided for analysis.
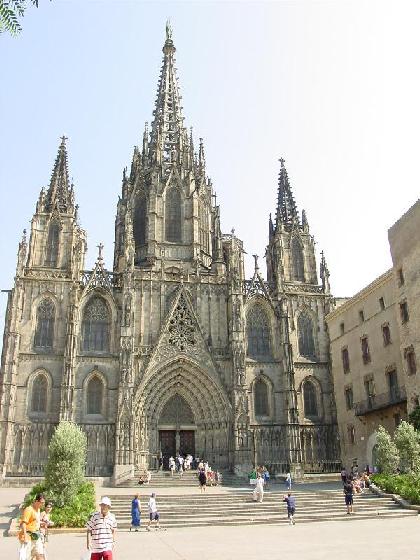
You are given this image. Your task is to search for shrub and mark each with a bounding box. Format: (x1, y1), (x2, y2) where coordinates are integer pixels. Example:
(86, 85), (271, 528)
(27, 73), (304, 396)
(24, 481), (95, 528)
(375, 425), (400, 474)
(44, 421), (87, 507)
(408, 406), (420, 431)
(372, 473), (420, 505)
(394, 421), (420, 473)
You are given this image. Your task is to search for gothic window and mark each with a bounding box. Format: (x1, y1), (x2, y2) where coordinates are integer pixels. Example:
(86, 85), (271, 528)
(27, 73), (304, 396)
(291, 237), (304, 281)
(134, 194), (147, 247)
(382, 324), (392, 346)
(87, 376), (103, 415)
(45, 221), (60, 267)
(304, 381), (318, 417)
(34, 298), (55, 350)
(31, 374), (47, 413)
(159, 394), (195, 425)
(342, 347), (350, 373)
(361, 336), (371, 364)
(298, 314), (315, 358)
(82, 297), (110, 352)
(165, 188), (182, 242)
(199, 200), (210, 253)
(246, 305), (271, 359)
(254, 379), (269, 416)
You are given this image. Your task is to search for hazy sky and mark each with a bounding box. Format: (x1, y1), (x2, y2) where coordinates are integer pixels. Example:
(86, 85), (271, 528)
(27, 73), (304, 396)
(1, 0), (419, 330)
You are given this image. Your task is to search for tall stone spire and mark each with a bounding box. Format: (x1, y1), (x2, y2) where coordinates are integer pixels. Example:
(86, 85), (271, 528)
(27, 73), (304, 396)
(149, 21), (187, 168)
(44, 136), (74, 213)
(275, 158), (299, 231)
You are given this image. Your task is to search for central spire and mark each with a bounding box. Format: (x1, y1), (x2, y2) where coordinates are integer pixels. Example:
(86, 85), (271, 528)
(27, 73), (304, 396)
(44, 136), (74, 213)
(149, 22), (187, 168)
(275, 158), (299, 231)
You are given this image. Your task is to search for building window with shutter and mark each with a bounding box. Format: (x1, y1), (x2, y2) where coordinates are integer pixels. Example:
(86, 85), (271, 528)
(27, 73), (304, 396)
(345, 387), (353, 410)
(382, 324), (392, 346)
(342, 347), (350, 373)
(400, 301), (409, 324)
(405, 347), (417, 375)
(361, 336), (371, 364)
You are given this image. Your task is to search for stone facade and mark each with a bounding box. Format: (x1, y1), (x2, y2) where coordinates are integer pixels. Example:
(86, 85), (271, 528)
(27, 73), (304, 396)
(0, 26), (340, 481)
(326, 271), (407, 470)
(388, 199), (420, 413)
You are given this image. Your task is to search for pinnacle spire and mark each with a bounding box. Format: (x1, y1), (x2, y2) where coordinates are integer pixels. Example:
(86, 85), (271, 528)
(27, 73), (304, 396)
(275, 158), (299, 231)
(45, 136), (73, 213)
(149, 23), (186, 167)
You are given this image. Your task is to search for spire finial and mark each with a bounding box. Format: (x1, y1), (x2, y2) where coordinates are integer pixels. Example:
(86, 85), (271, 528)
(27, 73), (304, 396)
(279, 157), (285, 167)
(97, 242), (104, 261)
(253, 254), (259, 272)
(166, 19), (172, 40)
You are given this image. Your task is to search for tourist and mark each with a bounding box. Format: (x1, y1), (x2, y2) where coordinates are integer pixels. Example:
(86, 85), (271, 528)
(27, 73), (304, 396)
(253, 473), (265, 503)
(179, 463), (184, 477)
(146, 493), (160, 531)
(285, 472), (292, 490)
(86, 496), (117, 560)
(263, 467), (270, 490)
(198, 468), (207, 492)
(39, 501), (54, 560)
(18, 492), (45, 560)
(340, 467), (347, 484)
(169, 456), (175, 476)
(343, 478), (354, 514)
(283, 493), (296, 525)
(178, 454), (185, 472)
(130, 494), (141, 532)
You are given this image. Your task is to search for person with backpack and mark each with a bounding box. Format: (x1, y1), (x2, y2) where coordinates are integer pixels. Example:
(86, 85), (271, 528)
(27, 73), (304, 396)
(343, 478), (354, 514)
(283, 493), (296, 525)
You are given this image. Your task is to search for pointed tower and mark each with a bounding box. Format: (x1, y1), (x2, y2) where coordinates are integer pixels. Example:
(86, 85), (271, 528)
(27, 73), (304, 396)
(266, 157), (339, 474)
(113, 23), (224, 275)
(27, 137), (86, 275)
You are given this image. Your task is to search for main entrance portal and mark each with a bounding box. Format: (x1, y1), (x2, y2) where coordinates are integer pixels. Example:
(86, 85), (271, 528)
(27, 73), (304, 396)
(158, 394), (196, 469)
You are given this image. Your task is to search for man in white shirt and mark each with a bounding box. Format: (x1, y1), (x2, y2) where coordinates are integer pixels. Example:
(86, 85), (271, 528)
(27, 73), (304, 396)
(146, 493), (160, 531)
(86, 497), (117, 560)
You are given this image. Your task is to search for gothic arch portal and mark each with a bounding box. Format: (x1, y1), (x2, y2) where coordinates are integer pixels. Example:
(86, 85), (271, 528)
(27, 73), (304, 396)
(132, 358), (231, 470)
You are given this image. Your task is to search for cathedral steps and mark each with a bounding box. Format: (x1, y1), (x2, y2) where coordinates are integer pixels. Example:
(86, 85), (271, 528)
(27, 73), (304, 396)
(107, 488), (416, 529)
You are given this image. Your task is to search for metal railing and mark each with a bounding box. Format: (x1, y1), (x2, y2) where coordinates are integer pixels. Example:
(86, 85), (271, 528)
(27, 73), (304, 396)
(354, 386), (407, 416)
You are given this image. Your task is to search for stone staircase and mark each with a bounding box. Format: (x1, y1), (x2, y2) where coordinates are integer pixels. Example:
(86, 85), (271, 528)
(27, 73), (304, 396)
(108, 483), (417, 529)
(127, 470), (245, 488)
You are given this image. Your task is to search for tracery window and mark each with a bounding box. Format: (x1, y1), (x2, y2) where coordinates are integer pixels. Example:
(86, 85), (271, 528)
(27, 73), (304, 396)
(34, 298), (55, 350)
(82, 297), (110, 352)
(291, 237), (304, 281)
(87, 376), (103, 415)
(134, 194), (147, 247)
(298, 314), (315, 357)
(304, 381), (318, 417)
(31, 374), (47, 413)
(254, 379), (269, 416)
(165, 188), (182, 242)
(246, 305), (271, 359)
(45, 221), (60, 267)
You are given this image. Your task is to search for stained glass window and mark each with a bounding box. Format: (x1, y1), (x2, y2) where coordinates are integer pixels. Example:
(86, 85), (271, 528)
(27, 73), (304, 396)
(304, 381), (318, 417)
(34, 299), (55, 350)
(87, 376), (103, 414)
(254, 379), (269, 416)
(82, 298), (110, 352)
(291, 237), (304, 281)
(32, 374), (47, 413)
(247, 306), (271, 358)
(45, 221), (60, 267)
(298, 314), (315, 357)
(165, 188), (182, 242)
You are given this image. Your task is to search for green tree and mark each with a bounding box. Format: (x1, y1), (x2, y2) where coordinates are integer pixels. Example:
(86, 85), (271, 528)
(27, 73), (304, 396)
(408, 406), (420, 431)
(394, 420), (420, 474)
(0, 0), (38, 35)
(44, 421), (87, 507)
(375, 425), (400, 474)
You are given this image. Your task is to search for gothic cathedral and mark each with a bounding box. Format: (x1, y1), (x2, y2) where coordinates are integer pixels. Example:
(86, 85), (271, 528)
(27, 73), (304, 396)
(0, 26), (340, 481)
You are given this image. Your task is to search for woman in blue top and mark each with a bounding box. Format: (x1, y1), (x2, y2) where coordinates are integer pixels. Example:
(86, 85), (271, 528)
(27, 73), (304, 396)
(130, 494), (141, 532)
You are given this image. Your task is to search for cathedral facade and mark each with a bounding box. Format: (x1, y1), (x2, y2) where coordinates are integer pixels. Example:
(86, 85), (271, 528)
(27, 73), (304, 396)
(0, 27), (340, 481)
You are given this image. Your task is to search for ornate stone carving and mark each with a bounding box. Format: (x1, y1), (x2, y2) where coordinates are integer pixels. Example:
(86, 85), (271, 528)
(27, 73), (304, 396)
(168, 294), (196, 351)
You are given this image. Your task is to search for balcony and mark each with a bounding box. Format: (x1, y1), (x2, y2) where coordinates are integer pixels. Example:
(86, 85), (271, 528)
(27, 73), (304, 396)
(354, 386), (407, 416)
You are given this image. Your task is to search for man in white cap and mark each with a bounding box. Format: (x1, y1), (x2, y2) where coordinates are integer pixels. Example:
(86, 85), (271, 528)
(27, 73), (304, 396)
(86, 496), (117, 560)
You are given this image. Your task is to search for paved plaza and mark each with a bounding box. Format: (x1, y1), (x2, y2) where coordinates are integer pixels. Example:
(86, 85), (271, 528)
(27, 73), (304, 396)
(0, 484), (419, 560)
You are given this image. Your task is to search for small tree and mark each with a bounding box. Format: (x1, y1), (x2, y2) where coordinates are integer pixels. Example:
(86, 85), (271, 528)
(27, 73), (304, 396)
(394, 420), (420, 474)
(45, 421), (87, 507)
(375, 425), (400, 474)
(408, 406), (420, 431)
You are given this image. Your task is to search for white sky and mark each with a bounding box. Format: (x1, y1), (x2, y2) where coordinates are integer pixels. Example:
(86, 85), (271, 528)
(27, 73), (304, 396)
(1, 0), (419, 332)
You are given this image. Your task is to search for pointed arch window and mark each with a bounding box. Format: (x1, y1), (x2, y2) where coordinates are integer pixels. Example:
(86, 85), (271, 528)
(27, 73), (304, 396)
(31, 374), (47, 413)
(87, 375), (104, 415)
(247, 305), (271, 359)
(134, 194), (147, 247)
(165, 188), (182, 242)
(82, 298), (110, 352)
(254, 379), (269, 416)
(34, 298), (55, 350)
(298, 313), (315, 357)
(45, 221), (60, 267)
(199, 200), (210, 254)
(291, 237), (304, 281)
(304, 381), (318, 417)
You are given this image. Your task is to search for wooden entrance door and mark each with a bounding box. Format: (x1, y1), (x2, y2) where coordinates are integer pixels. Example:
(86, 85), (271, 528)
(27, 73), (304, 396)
(159, 430), (176, 470)
(180, 430), (195, 456)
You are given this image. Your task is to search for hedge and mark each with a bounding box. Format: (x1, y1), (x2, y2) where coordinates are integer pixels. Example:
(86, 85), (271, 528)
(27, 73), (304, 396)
(372, 474), (420, 505)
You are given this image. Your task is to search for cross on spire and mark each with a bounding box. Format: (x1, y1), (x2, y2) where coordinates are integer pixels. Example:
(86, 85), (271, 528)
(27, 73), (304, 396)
(97, 242), (104, 261)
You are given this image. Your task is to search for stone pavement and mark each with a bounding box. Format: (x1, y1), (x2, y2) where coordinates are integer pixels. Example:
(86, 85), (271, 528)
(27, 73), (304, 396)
(0, 483), (418, 559)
